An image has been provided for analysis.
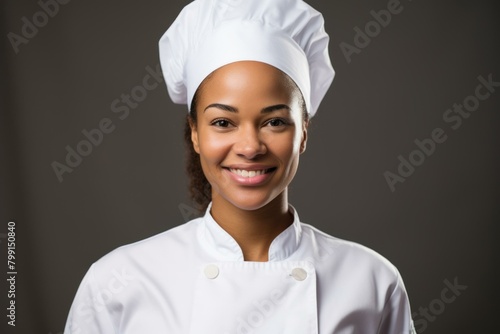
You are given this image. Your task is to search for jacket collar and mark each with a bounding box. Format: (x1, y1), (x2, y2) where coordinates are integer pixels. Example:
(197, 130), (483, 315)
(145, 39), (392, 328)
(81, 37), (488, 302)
(199, 202), (302, 262)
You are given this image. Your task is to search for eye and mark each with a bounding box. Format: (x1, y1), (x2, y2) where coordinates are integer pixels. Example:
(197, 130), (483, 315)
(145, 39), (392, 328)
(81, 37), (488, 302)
(266, 118), (287, 127)
(211, 118), (232, 128)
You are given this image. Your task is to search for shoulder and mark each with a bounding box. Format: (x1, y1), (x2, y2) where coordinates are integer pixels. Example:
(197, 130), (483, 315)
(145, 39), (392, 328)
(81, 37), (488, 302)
(89, 218), (203, 277)
(299, 222), (401, 283)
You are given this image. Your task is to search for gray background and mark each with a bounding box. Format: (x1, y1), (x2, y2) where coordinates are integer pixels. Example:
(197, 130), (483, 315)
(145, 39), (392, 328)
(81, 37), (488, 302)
(1, 0), (499, 333)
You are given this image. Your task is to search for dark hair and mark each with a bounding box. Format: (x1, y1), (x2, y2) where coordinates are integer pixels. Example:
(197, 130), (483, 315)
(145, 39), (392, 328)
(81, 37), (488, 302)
(183, 73), (309, 213)
(183, 90), (212, 213)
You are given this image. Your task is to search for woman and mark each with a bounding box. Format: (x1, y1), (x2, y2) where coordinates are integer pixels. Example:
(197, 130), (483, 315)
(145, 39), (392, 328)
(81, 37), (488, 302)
(65, 0), (416, 333)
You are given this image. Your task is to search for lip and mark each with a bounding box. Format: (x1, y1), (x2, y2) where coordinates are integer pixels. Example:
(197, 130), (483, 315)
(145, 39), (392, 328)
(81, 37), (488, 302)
(222, 165), (277, 186)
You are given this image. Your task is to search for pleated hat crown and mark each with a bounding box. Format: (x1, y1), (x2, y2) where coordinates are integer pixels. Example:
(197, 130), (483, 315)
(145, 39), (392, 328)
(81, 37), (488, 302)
(159, 0), (334, 117)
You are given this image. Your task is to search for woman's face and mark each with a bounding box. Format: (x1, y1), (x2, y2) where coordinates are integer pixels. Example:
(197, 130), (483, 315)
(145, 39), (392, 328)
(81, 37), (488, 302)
(190, 61), (308, 211)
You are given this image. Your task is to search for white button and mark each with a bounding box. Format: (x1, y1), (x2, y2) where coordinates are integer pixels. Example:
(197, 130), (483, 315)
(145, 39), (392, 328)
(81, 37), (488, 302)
(204, 264), (219, 279)
(291, 268), (307, 281)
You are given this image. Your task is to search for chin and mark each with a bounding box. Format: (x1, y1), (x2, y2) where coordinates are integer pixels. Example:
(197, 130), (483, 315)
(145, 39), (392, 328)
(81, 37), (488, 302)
(216, 190), (279, 212)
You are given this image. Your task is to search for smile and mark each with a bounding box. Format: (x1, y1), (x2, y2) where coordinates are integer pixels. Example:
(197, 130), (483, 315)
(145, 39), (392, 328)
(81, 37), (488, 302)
(228, 168), (275, 178)
(223, 167), (277, 186)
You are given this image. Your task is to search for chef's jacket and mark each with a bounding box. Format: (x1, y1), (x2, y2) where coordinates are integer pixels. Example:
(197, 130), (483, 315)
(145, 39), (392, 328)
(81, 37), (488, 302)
(64, 202), (416, 333)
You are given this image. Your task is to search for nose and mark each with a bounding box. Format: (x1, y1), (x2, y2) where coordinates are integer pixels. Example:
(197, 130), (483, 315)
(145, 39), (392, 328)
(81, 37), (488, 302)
(233, 126), (267, 159)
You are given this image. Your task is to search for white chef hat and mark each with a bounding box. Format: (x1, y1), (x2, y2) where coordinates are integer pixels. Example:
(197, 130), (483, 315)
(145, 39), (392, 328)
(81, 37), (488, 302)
(159, 0), (334, 117)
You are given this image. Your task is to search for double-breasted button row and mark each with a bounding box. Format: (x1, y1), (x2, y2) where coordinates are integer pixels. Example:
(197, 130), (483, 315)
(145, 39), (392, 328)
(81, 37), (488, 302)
(203, 265), (307, 281)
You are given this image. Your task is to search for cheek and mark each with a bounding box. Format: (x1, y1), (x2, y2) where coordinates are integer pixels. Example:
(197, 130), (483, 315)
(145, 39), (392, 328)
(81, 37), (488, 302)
(197, 131), (230, 171)
(267, 132), (300, 167)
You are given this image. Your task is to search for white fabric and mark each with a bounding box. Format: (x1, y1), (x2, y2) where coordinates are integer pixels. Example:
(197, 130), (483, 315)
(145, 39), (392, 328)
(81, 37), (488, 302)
(159, 0), (335, 117)
(64, 202), (416, 333)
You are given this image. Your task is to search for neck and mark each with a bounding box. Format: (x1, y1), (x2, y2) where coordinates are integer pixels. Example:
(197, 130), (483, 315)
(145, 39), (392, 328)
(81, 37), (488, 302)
(210, 192), (293, 262)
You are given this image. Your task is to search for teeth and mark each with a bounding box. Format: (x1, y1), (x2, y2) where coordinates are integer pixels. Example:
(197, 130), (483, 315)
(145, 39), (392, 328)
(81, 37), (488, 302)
(229, 168), (270, 178)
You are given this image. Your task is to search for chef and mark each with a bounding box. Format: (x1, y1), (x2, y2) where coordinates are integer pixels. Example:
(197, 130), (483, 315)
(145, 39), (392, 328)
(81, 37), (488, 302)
(64, 0), (416, 333)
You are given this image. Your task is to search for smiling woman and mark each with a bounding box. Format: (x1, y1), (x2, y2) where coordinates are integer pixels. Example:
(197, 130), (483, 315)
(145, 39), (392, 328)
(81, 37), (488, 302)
(191, 62), (306, 207)
(64, 0), (416, 333)
(184, 63), (309, 214)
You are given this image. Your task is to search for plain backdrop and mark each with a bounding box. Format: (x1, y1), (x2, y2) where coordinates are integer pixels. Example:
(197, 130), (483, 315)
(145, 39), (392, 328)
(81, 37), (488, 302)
(1, 0), (499, 333)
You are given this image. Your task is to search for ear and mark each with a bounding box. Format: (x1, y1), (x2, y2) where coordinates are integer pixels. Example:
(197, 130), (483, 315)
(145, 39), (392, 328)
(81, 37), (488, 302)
(299, 119), (309, 154)
(189, 118), (200, 154)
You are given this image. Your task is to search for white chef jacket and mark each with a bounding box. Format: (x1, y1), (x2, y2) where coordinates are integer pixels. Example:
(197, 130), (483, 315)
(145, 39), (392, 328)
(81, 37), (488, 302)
(64, 202), (416, 334)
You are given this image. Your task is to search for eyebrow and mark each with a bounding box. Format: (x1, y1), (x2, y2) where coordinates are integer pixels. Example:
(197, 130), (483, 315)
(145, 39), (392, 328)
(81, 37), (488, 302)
(203, 103), (291, 114)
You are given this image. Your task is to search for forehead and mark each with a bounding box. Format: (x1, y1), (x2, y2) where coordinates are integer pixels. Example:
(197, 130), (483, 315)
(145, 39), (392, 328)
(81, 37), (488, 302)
(198, 61), (299, 100)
